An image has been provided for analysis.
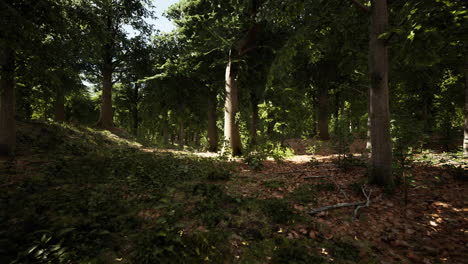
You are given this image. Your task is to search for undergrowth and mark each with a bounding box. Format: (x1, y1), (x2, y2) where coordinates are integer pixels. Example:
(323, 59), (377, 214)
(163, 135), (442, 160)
(0, 122), (382, 263)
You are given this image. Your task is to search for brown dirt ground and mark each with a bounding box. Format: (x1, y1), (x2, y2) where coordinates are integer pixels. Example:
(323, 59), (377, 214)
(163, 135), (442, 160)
(226, 155), (467, 264)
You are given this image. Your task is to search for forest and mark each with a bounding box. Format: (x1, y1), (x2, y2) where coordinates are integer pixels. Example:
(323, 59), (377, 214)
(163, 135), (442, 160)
(0, 0), (467, 263)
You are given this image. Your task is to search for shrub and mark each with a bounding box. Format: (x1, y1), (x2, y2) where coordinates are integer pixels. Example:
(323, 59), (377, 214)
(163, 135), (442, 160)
(243, 151), (267, 171)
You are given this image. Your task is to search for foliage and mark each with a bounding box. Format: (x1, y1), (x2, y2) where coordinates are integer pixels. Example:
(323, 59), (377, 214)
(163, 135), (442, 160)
(259, 198), (295, 224)
(271, 239), (325, 264)
(243, 151), (267, 171)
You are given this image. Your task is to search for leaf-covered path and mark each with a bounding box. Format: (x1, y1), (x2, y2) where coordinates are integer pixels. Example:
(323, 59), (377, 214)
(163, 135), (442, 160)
(223, 154), (467, 264)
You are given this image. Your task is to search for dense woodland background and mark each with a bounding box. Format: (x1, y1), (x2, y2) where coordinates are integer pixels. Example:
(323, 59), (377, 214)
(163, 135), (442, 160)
(0, 0), (467, 263)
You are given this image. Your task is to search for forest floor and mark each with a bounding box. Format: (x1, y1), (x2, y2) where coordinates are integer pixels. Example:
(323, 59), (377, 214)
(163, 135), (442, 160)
(226, 155), (467, 264)
(1, 122), (467, 264)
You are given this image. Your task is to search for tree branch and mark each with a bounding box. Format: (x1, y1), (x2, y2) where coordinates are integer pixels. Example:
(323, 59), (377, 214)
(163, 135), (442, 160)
(349, 0), (371, 14)
(303, 175), (331, 179)
(308, 185), (372, 216)
(353, 186), (372, 220)
(308, 201), (366, 215)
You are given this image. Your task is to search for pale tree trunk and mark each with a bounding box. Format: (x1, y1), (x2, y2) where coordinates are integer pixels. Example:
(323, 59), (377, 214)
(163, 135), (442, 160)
(97, 54), (113, 129)
(368, 0), (393, 186)
(207, 89), (218, 152)
(464, 48), (468, 157)
(223, 51), (242, 156)
(250, 92), (259, 148)
(54, 87), (65, 122)
(0, 47), (15, 156)
(317, 85), (330, 140)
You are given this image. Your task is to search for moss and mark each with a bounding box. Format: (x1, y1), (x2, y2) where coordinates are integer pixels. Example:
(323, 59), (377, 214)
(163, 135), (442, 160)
(271, 239), (325, 264)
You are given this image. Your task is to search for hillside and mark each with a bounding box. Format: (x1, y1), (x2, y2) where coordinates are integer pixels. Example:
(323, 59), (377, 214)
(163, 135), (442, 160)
(1, 122), (466, 263)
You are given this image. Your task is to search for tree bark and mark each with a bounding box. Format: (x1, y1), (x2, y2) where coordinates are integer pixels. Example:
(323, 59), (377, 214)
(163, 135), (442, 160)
(54, 87), (65, 122)
(366, 87), (372, 151)
(223, 51), (242, 156)
(132, 83), (139, 137)
(368, 0), (393, 186)
(97, 54), (113, 129)
(464, 47), (468, 157)
(317, 85), (330, 140)
(178, 119), (184, 150)
(207, 89), (218, 152)
(250, 92), (260, 147)
(0, 46), (15, 156)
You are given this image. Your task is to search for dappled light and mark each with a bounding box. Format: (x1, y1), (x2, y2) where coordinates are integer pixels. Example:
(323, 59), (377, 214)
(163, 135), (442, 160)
(1, 0), (467, 263)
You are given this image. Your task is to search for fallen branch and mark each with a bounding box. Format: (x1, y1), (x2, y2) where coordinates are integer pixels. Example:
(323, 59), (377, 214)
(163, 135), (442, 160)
(353, 186), (372, 220)
(303, 175), (331, 179)
(308, 185), (372, 217)
(308, 201), (365, 215)
(316, 164), (338, 168)
(277, 170), (308, 175)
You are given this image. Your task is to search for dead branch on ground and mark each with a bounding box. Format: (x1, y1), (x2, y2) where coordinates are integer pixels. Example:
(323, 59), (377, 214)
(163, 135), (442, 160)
(308, 185), (371, 218)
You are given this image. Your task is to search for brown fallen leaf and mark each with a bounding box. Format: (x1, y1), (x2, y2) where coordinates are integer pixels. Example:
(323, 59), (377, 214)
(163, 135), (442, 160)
(309, 231), (317, 239)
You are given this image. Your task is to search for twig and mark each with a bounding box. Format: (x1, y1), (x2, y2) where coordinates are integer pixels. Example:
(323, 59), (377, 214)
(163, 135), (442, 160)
(353, 186), (372, 220)
(303, 175), (331, 179)
(308, 201), (366, 215)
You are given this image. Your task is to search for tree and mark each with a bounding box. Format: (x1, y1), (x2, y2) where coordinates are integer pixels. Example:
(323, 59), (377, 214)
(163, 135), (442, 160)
(0, 46), (15, 155)
(350, 0), (393, 186)
(0, 0), (64, 155)
(464, 43), (468, 156)
(83, 0), (153, 129)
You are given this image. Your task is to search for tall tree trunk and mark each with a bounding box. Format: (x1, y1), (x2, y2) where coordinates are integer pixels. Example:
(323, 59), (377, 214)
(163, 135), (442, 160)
(54, 87), (65, 122)
(317, 85), (330, 140)
(132, 83), (139, 137)
(97, 55), (113, 129)
(366, 87), (372, 151)
(207, 89), (218, 152)
(163, 125), (169, 146)
(368, 0), (393, 186)
(223, 51), (242, 156)
(464, 48), (468, 157)
(162, 111), (169, 146)
(0, 47), (15, 156)
(178, 119), (184, 150)
(250, 92), (259, 148)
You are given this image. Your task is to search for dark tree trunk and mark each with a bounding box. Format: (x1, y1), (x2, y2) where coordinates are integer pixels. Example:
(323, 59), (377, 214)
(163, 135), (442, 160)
(163, 125), (169, 146)
(132, 83), (139, 137)
(250, 92), (260, 148)
(162, 111), (169, 146)
(97, 54), (113, 129)
(54, 87), (65, 122)
(194, 133), (200, 148)
(223, 51), (242, 156)
(207, 89), (218, 152)
(178, 119), (184, 150)
(0, 47), (15, 156)
(464, 47), (468, 157)
(366, 87), (372, 151)
(368, 0), (393, 186)
(317, 85), (330, 140)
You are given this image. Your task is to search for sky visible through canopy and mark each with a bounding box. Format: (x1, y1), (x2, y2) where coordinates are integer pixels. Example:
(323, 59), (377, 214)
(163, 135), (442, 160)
(124, 0), (179, 36)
